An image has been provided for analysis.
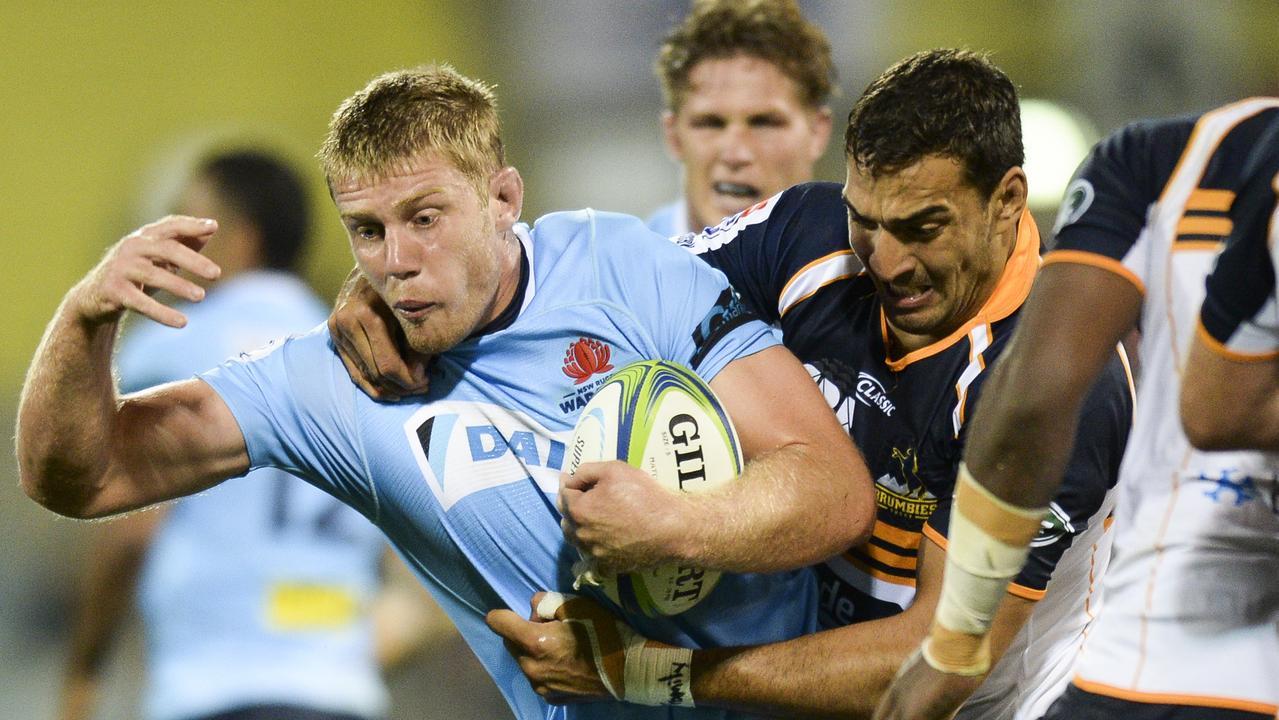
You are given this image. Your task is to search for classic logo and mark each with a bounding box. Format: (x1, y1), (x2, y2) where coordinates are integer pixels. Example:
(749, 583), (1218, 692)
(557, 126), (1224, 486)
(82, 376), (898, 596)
(404, 401), (568, 510)
(855, 372), (895, 416)
(562, 337), (615, 385)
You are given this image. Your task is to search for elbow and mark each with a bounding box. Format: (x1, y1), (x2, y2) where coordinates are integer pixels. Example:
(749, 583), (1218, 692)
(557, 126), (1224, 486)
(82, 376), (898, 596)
(1180, 387), (1250, 451)
(17, 457), (104, 520)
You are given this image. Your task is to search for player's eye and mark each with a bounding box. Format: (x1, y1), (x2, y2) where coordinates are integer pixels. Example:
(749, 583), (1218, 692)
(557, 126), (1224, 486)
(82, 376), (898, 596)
(354, 223), (383, 241)
(412, 213), (437, 228)
(689, 115), (726, 130)
(748, 113), (788, 129)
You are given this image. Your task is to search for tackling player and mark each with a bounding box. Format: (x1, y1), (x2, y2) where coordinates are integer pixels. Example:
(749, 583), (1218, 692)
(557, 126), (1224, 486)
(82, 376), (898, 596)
(878, 100), (1279, 719)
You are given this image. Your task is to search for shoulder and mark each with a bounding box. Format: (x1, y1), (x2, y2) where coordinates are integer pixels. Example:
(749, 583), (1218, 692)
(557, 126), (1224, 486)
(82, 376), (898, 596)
(679, 182), (847, 256)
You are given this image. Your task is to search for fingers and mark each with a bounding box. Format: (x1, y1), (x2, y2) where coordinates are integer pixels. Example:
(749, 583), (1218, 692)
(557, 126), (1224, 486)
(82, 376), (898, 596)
(485, 608), (534, 646)
(534, 591), (569, 621)
(329, 267), (431, 400)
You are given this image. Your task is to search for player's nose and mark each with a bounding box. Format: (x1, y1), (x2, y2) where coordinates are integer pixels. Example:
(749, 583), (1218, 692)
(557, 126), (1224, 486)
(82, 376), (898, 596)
(384, 227), (424, 279)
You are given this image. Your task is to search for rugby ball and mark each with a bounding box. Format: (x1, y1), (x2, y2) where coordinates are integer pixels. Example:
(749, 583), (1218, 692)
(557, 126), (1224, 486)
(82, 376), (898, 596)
(566, 360), (743, 616)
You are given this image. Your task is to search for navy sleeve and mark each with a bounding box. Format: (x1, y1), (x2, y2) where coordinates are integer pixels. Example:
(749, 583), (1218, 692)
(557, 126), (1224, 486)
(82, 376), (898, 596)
(1049, 118), (1194, 265)
(675, 182), (856, 324)
(1200, 127), (1279, 353)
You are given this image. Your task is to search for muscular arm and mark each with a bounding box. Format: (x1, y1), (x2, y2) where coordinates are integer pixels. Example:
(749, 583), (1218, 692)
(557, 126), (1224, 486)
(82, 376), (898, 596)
(562, 345), (875, 574)
(1181, 325), (1279, 450)
(689, 539), (1033, 719)
(57, 509), (166, 720)
(17, 216), (250, 519)
(489, 537), (1035, 718)
(964, 263), (1141, 507)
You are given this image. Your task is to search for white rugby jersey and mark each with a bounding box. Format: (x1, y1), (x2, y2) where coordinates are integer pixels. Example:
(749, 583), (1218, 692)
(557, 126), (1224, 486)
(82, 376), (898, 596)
(1046, 97), (1279, 716)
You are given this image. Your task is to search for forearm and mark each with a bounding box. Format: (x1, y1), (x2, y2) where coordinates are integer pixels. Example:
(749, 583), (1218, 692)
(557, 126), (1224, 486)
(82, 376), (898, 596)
(693, 616), (924, 719)
(18, 286), (123, 516)
(680, 444), (873, 573)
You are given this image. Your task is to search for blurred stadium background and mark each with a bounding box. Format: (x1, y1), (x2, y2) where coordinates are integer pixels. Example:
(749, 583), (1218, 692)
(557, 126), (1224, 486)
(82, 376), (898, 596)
(1, 1), (1275, 717)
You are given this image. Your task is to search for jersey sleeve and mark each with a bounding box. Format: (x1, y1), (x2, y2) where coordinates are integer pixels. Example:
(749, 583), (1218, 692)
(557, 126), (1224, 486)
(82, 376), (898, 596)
(925, 349), (1133, 598)
(1046, 119), (1195, 294)
(1198, 137), (1279, 358)
(594, 212), (780, 384)
(198, 327), (380, 522)
(673, 182), (857, 325)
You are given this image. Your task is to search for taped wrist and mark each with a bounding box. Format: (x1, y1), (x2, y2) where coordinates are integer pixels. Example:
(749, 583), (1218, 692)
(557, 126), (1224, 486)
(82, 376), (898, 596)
(927, 463), (1046, 674)
(536, 592), (695, 707)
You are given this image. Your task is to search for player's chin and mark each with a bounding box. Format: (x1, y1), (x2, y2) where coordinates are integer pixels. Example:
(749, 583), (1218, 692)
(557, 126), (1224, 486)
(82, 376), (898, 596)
(402, 318), (469, 356)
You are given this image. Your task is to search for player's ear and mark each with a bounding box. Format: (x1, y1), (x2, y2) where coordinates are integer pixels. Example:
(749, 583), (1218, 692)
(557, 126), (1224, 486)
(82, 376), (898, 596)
(990, 166), (1028, 228)
(489, 166), (524, 231)
(807, 106), (834, 162)
(662, 110), (683, 161)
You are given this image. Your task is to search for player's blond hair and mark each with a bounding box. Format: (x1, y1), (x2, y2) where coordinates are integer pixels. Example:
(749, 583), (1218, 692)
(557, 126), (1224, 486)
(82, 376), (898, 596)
(319, 65), (504, 193)
(656, 0), (835, 112)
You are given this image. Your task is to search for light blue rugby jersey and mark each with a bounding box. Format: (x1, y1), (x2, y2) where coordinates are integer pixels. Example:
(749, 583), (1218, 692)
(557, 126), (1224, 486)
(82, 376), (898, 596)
(202, 210), (817, 720)
(120, 272), (388, 720)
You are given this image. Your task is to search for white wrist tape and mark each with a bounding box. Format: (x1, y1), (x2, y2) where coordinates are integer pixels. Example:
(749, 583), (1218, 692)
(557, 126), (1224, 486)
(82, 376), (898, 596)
(536, 592), (695, 707)
(927, 463), (1047, 674)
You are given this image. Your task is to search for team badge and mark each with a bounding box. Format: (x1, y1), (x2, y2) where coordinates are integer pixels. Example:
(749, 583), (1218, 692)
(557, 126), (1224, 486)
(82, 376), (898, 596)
(562, 337), (615, 385)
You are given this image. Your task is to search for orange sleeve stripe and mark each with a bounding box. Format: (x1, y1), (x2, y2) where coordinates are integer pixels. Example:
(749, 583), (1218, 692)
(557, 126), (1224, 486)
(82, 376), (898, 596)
(843, 553), (917, 587)
(779, 273), (856, 318)
(1195, 318), (1279, 363)
(1041, 250), (1147, 296)
(1176, 216), (1233, 236)
(1186, 188), (1236, 212)
(1072, 677), (1279, 715)
(924, 521), (1046, 601)
(1171, 240), (1224, 253)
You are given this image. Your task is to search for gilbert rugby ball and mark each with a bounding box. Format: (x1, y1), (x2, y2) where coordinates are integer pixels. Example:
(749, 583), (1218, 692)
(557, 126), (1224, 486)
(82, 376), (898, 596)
(566, 360), (743, 616)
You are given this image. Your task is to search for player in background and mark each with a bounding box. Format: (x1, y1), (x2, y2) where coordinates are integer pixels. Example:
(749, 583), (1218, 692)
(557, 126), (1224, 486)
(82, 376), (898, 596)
(55, 149), (446, 720)
(877, 100), (1279, 720)
(646, 0), (833, 236)
(19, 65), (874, 720)
(330, 49), (1134, 719)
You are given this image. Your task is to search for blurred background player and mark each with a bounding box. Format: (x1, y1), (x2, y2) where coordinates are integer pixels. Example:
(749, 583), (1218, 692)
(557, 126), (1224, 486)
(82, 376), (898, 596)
(646, 0), (834, 235)
(56, 147), (443, 720)
(878, 99), (1279, 720)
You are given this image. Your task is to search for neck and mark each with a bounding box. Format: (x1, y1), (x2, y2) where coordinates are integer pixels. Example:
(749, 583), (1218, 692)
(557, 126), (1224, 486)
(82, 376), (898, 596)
(483, 230), (524, 325)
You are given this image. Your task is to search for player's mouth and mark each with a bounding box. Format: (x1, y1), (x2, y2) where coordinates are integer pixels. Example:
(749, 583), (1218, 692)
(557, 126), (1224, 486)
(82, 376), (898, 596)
(882, 284), (935, 310)
(393, 299), (438, 322)
(712, 181), (761, 202)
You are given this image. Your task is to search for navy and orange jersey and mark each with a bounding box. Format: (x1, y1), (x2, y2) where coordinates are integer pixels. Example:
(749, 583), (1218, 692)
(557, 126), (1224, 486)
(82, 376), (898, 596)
(1042, 99), (1279, 715)
(678, 182), (1133, 627)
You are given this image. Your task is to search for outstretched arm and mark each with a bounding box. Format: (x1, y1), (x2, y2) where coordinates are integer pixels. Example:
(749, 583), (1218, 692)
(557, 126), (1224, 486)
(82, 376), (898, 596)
(560, 345), (875, 574)
(18, 216), (250, 519)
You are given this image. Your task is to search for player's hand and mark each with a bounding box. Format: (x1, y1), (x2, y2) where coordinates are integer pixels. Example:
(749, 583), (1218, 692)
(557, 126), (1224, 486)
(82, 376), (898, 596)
(872, 647), (984, 720)
(485, 592), (618, 704)
(559, 461), (687, 574)
(328, 265), (431, 402)
(71, 215), (221, 328)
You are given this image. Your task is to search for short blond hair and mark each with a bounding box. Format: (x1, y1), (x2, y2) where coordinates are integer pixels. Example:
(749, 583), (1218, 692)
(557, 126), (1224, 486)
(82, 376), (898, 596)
(319, 65), (504, 190)
(657, 0), (835, 112)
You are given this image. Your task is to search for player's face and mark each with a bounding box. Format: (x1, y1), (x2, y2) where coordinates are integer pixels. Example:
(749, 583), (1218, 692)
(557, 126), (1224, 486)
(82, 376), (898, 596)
(333, 153), (520, 356)
(664, 54), (831, 231)
(843, 156), (1016, 351)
